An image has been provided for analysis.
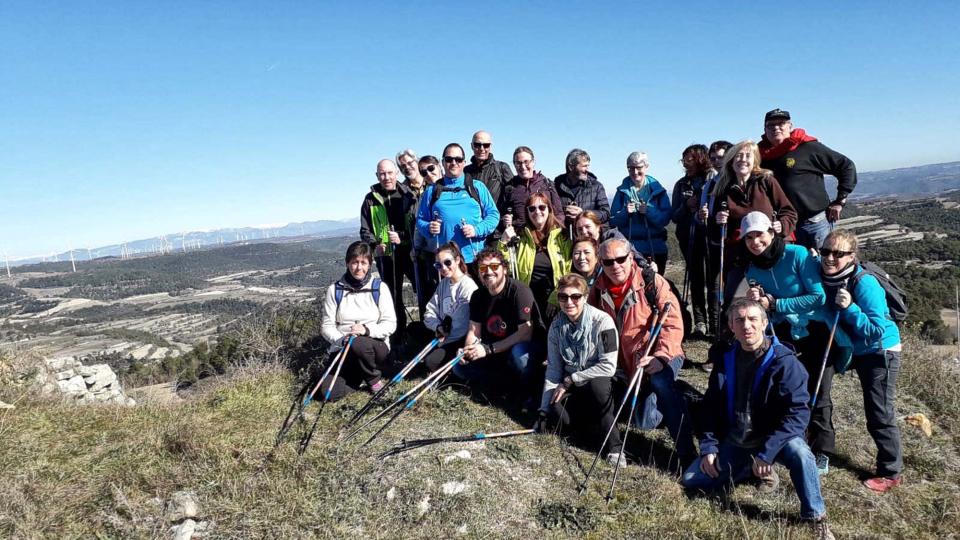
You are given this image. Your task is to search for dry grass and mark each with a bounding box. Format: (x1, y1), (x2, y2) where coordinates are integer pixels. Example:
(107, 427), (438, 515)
(2, 332), (959, 539)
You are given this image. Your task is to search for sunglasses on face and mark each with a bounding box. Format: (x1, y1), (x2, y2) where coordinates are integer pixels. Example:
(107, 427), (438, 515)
(478, 262), (503, 273)
(527, 204), (548, 213)
(820, 248), (853, 259)
(600, 254), (630, 267)
(472, 142), (491, 149)
(433, 258), (456, 270)
(443, 156), (465, 164)
(419, 165), (436, 175)
(557, 292), (585, 303)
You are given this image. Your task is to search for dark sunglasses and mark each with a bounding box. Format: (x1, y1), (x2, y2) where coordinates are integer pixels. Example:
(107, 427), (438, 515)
(527, 204), (549, 213)
(600, 255), (630, 267)
(557, 292), (584, 303)
(472, 142), (491, 149)
(820, 248), (853, 259)
(433, 258), (456, 270)
(478, 262), (503, 273)
(443, 156), (465, 164)
(419, 165), (436, 175)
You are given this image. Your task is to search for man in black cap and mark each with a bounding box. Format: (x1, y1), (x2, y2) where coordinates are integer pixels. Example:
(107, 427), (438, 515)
(758, 109), (857, 250)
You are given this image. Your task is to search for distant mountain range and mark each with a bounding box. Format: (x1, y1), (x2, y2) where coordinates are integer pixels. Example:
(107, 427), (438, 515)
(11, 218), (360, 267)
(846, 161), (960, 199)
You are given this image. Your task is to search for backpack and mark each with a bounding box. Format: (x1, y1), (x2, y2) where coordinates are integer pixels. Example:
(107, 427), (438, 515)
(428, 177), (482, 216)
(849, 261), (908, 323)
(639, 264), (692, 339)
(334, 277), (382, 308)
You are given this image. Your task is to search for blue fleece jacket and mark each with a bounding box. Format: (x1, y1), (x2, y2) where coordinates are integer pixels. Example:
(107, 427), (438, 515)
(609, 176), (671, 256)
(701, 339), (810, 464)
(831, 266), (901, 355)
(745, 243), (826, 339)
(416, 174), (500, 263)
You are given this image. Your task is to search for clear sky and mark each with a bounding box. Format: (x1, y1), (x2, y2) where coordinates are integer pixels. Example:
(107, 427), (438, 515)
(3, 0), (958, 258)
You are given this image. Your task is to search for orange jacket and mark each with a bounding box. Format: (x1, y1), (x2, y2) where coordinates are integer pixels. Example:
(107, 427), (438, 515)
(588, 265), (684, 379)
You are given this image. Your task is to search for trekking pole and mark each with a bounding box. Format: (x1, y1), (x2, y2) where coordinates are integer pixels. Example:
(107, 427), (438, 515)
(303, 335), (355, 408)
(389, 225), (399, 313)
(361, 342), (474, 447)
(297, 336), (356, 455)
(341, 342), (471, 443)
(505, 207), (519, 280)
(716, 202), (729, 336)
(341, 336), (445, 431)
(432, 210), (442, 280)
(681, 189), (695, 304)
(378, 429), (535, 459)
(579, 303), (671, 495)
(811, 311), (841, 409)
(272, 377), (312, 450)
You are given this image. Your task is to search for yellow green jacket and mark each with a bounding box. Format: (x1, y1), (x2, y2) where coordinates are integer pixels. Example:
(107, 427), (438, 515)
(499, 227), (572, 305)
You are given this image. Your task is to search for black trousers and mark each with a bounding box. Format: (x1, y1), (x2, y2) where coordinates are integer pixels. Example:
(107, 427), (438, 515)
(549, 376), (622, 455)
(777, 321), (836, 455)
(413, 250), (439, 320)
(375, 246), (415, 332)
(423, 337), (466, 372)
(854, 350), (903, 477)
(679, 226), (708, 326)
(319, 336), (390, 402)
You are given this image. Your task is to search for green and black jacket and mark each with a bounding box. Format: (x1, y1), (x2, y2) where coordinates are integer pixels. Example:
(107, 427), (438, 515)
(359, 183), (417, 255)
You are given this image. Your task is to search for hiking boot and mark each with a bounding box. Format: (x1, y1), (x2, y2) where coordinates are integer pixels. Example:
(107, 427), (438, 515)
(811, 518), (835, 540)
(863, 475), (902, 493)
(606, 452), (628, 468)
(815, 453), (830, 476)
(369, 379), (384, 394)
(693, 322), (708, 337)
(757, 469), (780, 494)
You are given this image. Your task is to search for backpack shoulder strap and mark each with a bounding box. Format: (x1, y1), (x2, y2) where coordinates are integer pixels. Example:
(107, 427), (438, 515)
(334, 282), (346, 307)
(464, 176), (481, 204)
(372, 277), (382, 305)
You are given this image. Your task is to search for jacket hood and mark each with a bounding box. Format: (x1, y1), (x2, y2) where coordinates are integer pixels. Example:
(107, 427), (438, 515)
(616, 175), (667, 197)
(555, 171), (599, 184)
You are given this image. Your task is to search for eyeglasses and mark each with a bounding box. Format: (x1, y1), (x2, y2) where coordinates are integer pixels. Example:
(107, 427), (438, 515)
(820, 248), (853, 259)
(627, 164), (648, 171)
(472, 142), (491, 149)
(557, 293), (585, 303)
(527, 204), (548, 213)
(419, 165), (436, 175)
(600, 255), (630, 267)
(478, 262), (503, 273)
(514, 159), (533, 168)
(443, 156), (465, 164)
(433, 258), (456, 270)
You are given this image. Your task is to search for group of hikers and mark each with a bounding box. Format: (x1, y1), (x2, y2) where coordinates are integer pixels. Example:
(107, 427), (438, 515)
(318, 109), (903, 539)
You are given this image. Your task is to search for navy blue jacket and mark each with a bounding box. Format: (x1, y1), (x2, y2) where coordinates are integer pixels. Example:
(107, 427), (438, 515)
(700, 339), (810, 464)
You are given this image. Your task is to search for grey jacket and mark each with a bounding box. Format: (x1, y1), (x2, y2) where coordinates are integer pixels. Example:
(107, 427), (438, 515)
(541, 303), (619, 411)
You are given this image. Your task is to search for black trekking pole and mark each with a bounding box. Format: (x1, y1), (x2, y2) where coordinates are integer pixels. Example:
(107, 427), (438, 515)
(579, 303), (671, 496)
(341, 336), (444, 432)
(296, 336), (355, 455)
(378, 429), (535, 459)
(812, 311), (841, 409)
(716, 201), (729, 336)
(271, 378), (312, 452)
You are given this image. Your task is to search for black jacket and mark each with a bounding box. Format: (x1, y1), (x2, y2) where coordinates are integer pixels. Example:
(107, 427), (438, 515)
(554, 172), (611, 224)
(465, 155), (513, 212)
(359, 183), (417, 249)
(761, 141), (857, 222)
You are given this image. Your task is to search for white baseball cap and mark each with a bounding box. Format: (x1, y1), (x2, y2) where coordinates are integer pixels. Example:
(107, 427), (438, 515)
(739, 211), (773, 239)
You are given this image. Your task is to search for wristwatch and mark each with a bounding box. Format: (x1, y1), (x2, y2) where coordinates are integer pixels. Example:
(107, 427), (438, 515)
(483, 343), (494, 356)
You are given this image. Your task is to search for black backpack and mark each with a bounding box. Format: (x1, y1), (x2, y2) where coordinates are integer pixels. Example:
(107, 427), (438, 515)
(428, 177), (482, 216)
(639, 264), (692, 339)
(849, 261), (908, 323)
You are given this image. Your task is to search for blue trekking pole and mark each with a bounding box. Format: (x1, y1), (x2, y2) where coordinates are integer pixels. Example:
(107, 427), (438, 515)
(378, 428), (535, 459)
(297, 335), (356, 455)
(579, 303), (672, 496)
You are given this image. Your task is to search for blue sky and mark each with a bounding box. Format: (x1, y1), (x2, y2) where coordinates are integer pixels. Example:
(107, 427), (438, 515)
(2, 0), (958, 258)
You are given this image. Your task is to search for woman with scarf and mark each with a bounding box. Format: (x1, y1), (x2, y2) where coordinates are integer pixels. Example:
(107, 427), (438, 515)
(671, 144), (713, 336)
(609, 151), (672, 274)
(422, 242), (479, 371)
(701, 140), (798, 304)
(320, 241), (397, 401)
(500, 192), (572, 322)
(571, 237), (602, 287)
(819, 229), (903, 492)
(739, 211), (834, 477)
(536, 273), (624, 466)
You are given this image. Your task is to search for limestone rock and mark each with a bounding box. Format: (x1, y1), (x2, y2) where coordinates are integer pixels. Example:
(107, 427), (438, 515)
(83, 364), (117, 392)
(443, 450), (472, 463)
(171, 518), (196, 540)
(416, 496), (430, 517)
(46, 357), (77, 371)
(386, 487), (396, 501)
(55, 369), (76, 381)
(0, 400), (14, 410)
(167, 491), (199, 522)
(441, 481), (467, 496)
(57, 375), (87, 395)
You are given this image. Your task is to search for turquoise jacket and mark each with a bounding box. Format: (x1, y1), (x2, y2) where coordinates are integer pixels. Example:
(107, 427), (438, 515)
(829, 265), (902, 355)
(745, 244), (826, 340)
(609, 176), (671, 256)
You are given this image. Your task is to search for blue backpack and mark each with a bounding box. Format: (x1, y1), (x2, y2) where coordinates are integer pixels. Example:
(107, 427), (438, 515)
(334, 277), (382, 308)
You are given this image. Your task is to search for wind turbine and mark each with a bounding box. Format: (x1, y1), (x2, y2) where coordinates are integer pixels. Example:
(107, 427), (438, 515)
(69, 247), (77, 272)
(3, 251), (11, 278)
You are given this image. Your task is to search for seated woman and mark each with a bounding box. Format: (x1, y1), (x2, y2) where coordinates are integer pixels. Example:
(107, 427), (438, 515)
(538, 273), (624, 466)
(500, 192), (572, 321)
(422, 242), (479, 371)
(571, 237), (602, 288)
(609, 151), (672, 274)
(319, 241), (397, 401)
(819, 229), (903, 492)
(740, 211), (833, 475)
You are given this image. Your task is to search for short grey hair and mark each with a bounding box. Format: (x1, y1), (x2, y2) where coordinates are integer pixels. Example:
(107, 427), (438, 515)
(726, 297), (768, 324)
(599, 237), (630, 256)
(565, 148), (591, 173)
(396, 149), (418, 165)
(626, 151), (649, 167)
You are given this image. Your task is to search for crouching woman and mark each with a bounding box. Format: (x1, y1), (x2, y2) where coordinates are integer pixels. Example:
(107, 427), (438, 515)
(536, 273), (625, 466)
(319, 241), (397, 400)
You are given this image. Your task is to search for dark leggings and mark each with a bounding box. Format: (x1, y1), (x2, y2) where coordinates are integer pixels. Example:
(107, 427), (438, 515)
(549, 377), (622, 455)
(776, 321), (837, 455)
(318, 336), (390, 402)
(423, 337), (466, 372)
(855, 350), (903, 477)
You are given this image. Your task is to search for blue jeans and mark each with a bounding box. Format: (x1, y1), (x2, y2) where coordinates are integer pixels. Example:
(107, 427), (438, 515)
(795, 212), (835, 250)
(645, 366), (697, 459)
(681, 437), (826, 520)
(453, 340), (543, 394)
